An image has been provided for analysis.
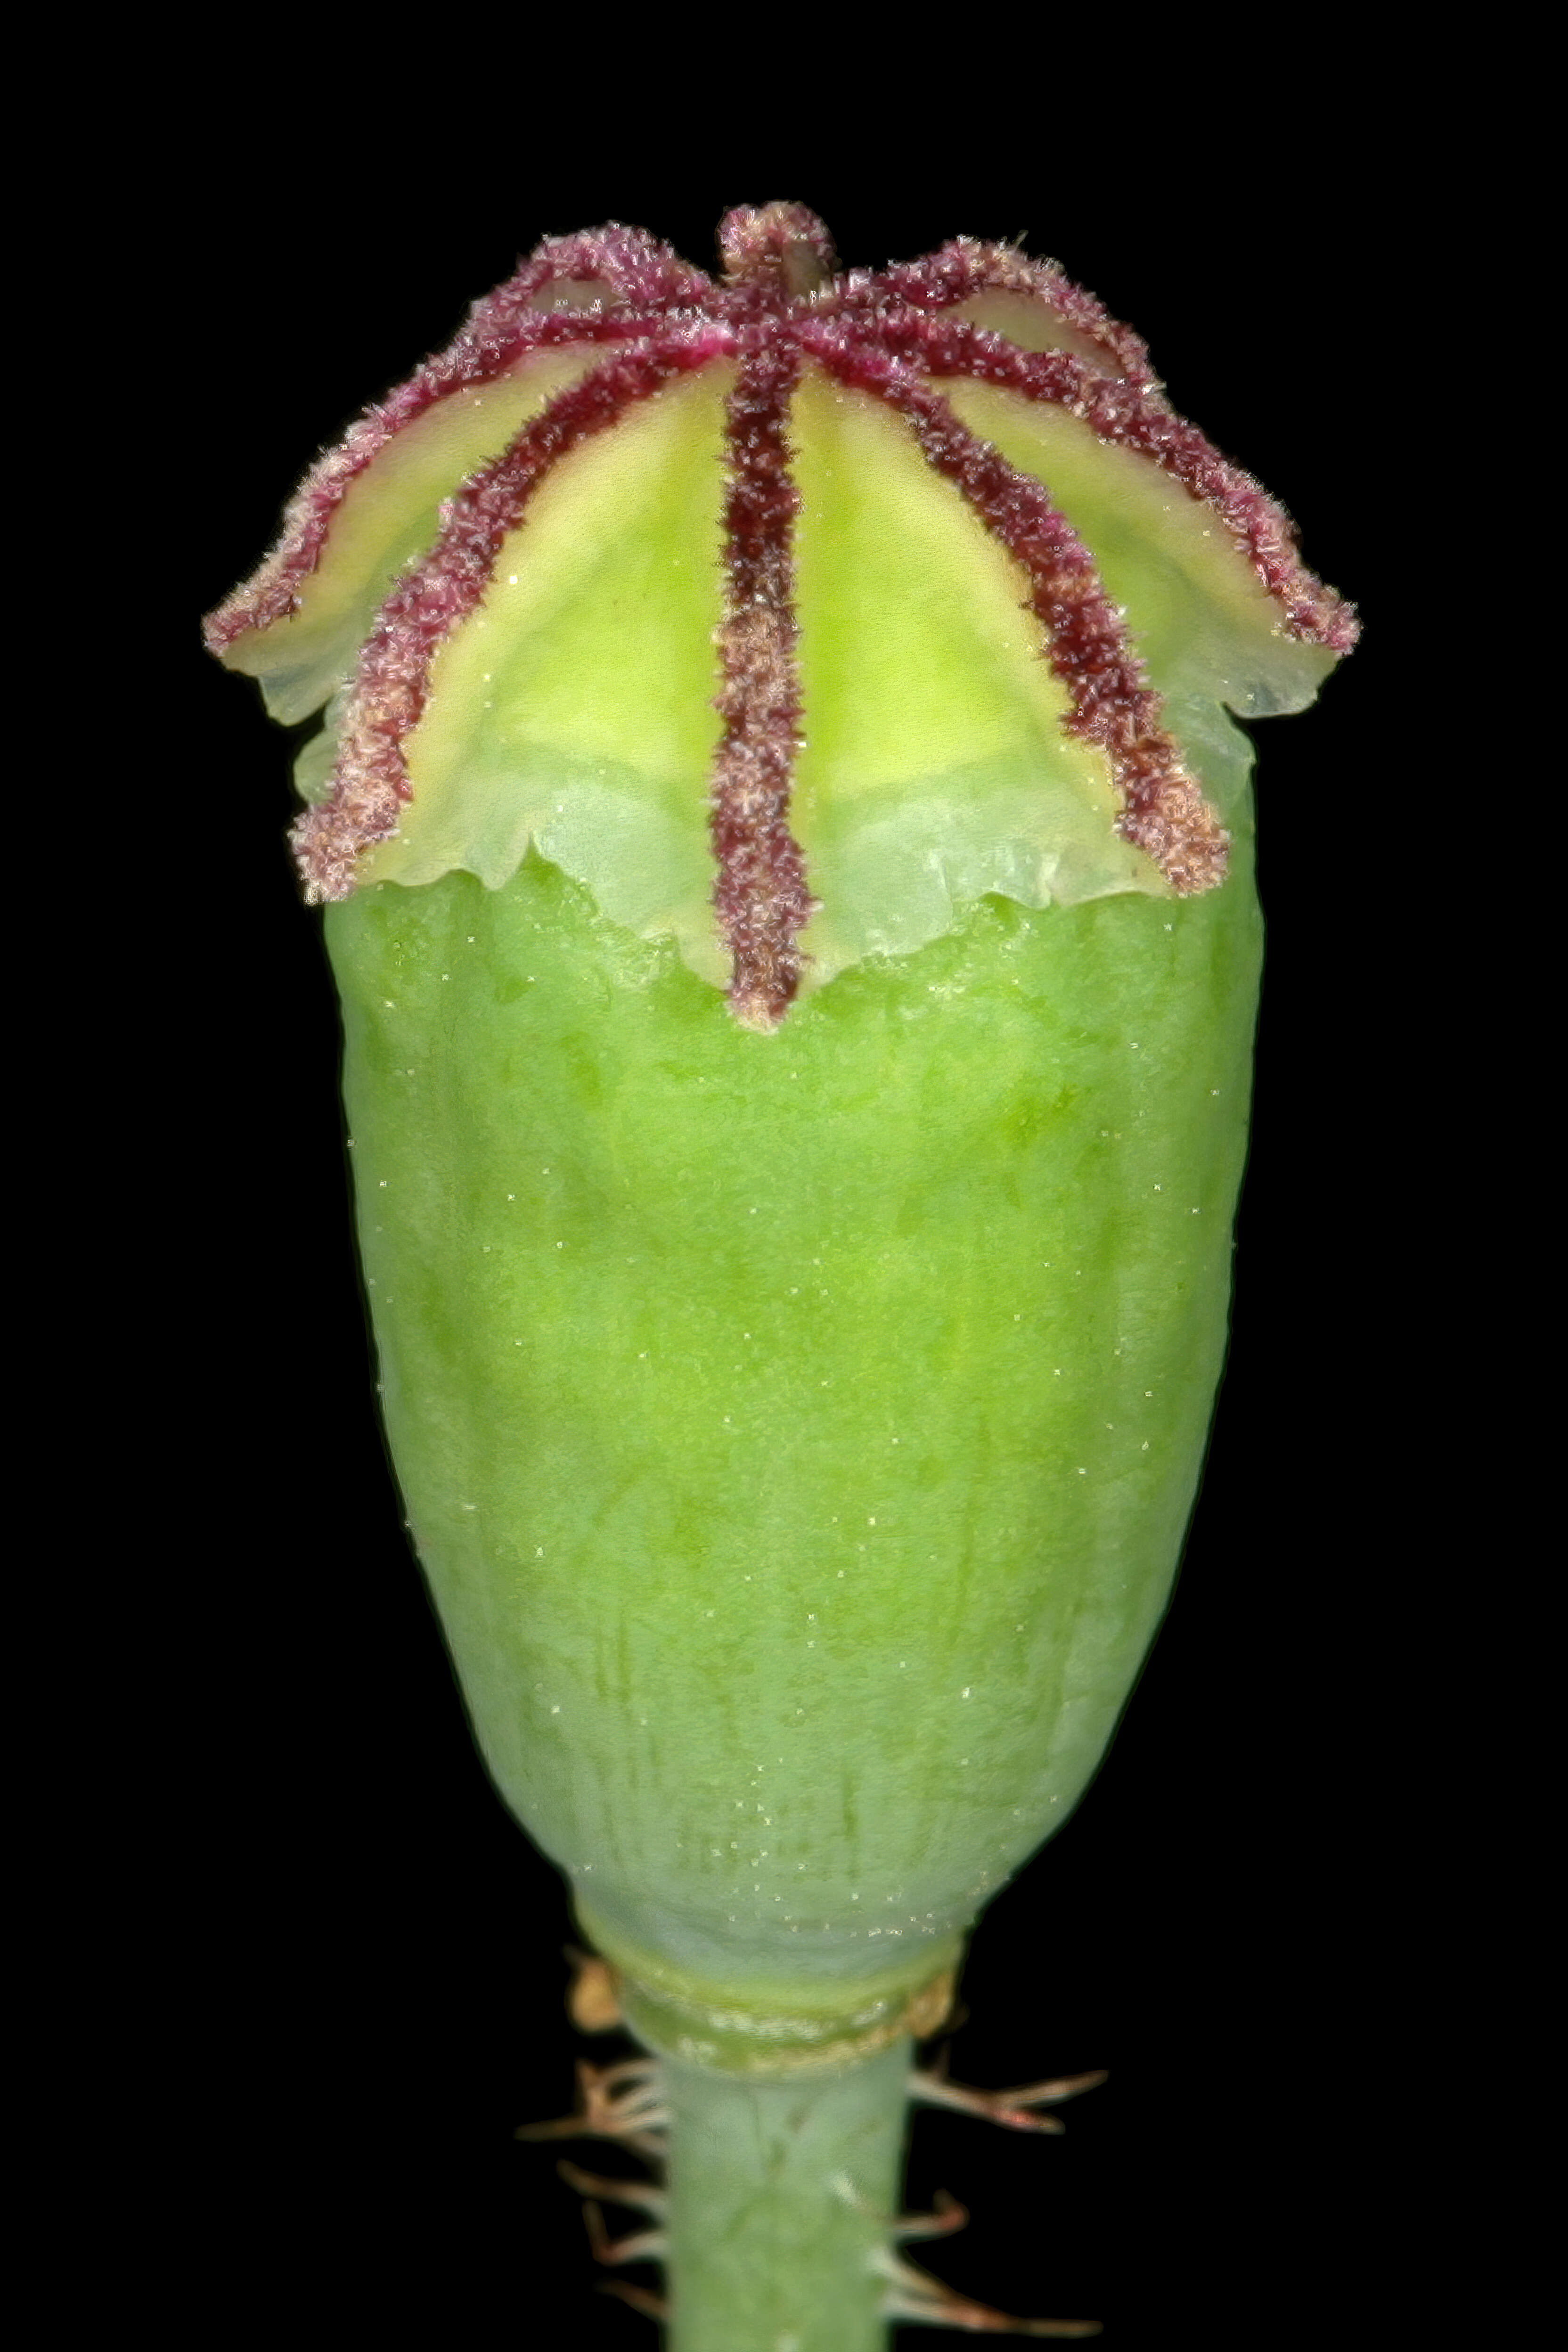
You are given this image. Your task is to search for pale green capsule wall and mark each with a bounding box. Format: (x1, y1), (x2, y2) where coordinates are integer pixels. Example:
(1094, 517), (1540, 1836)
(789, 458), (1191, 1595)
(326, 817), (1260, 1996)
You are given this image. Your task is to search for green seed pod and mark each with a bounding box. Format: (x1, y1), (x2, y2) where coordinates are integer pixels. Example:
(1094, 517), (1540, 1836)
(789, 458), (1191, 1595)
(207, 205), (1354, 2346)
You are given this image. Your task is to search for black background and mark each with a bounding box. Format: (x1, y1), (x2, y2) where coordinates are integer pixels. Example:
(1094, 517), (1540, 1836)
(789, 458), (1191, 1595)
(162, 105), (1423, 2350)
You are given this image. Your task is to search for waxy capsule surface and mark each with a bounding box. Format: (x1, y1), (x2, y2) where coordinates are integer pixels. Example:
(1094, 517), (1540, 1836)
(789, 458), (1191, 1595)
(329, 841), (1259, 2033)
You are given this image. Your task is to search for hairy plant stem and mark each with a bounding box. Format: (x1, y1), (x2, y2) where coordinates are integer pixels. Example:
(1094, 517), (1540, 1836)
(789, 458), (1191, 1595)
(662, 2038), (910, 2352)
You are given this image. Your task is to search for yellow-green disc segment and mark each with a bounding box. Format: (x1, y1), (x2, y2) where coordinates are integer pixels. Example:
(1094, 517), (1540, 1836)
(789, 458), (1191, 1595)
(790, 368), (1161, 985)
(225, 348), (607, 726)
(939, 379), (1339, 729)
(365, 364), (732, 984)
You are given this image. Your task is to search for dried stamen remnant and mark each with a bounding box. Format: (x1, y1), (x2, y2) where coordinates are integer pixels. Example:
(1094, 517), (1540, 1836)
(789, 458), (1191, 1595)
(710, 343), (815, 1029)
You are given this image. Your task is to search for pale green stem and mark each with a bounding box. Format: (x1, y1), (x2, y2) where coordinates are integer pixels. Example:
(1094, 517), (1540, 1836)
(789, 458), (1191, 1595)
(662, 2038), (910, 2352)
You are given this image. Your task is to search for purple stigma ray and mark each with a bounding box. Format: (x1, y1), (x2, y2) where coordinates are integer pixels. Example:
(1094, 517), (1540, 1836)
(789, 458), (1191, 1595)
(710, 340), (815, 1029)
(210, 206), (1358, 1016)
(292, 327), (738, 904)
(859, 238), (1160, 391)
(202, 227), (709, 655)
(797, 320), (1227, 892)
(833, 306), (1357, 654)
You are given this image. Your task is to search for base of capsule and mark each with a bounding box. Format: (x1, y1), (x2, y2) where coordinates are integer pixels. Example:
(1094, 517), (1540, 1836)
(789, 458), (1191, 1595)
(576, 1899), (961, 2078)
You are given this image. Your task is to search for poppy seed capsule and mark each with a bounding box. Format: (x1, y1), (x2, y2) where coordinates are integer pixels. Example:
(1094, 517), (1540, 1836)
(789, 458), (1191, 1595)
(208, 207), (1354, 2347)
